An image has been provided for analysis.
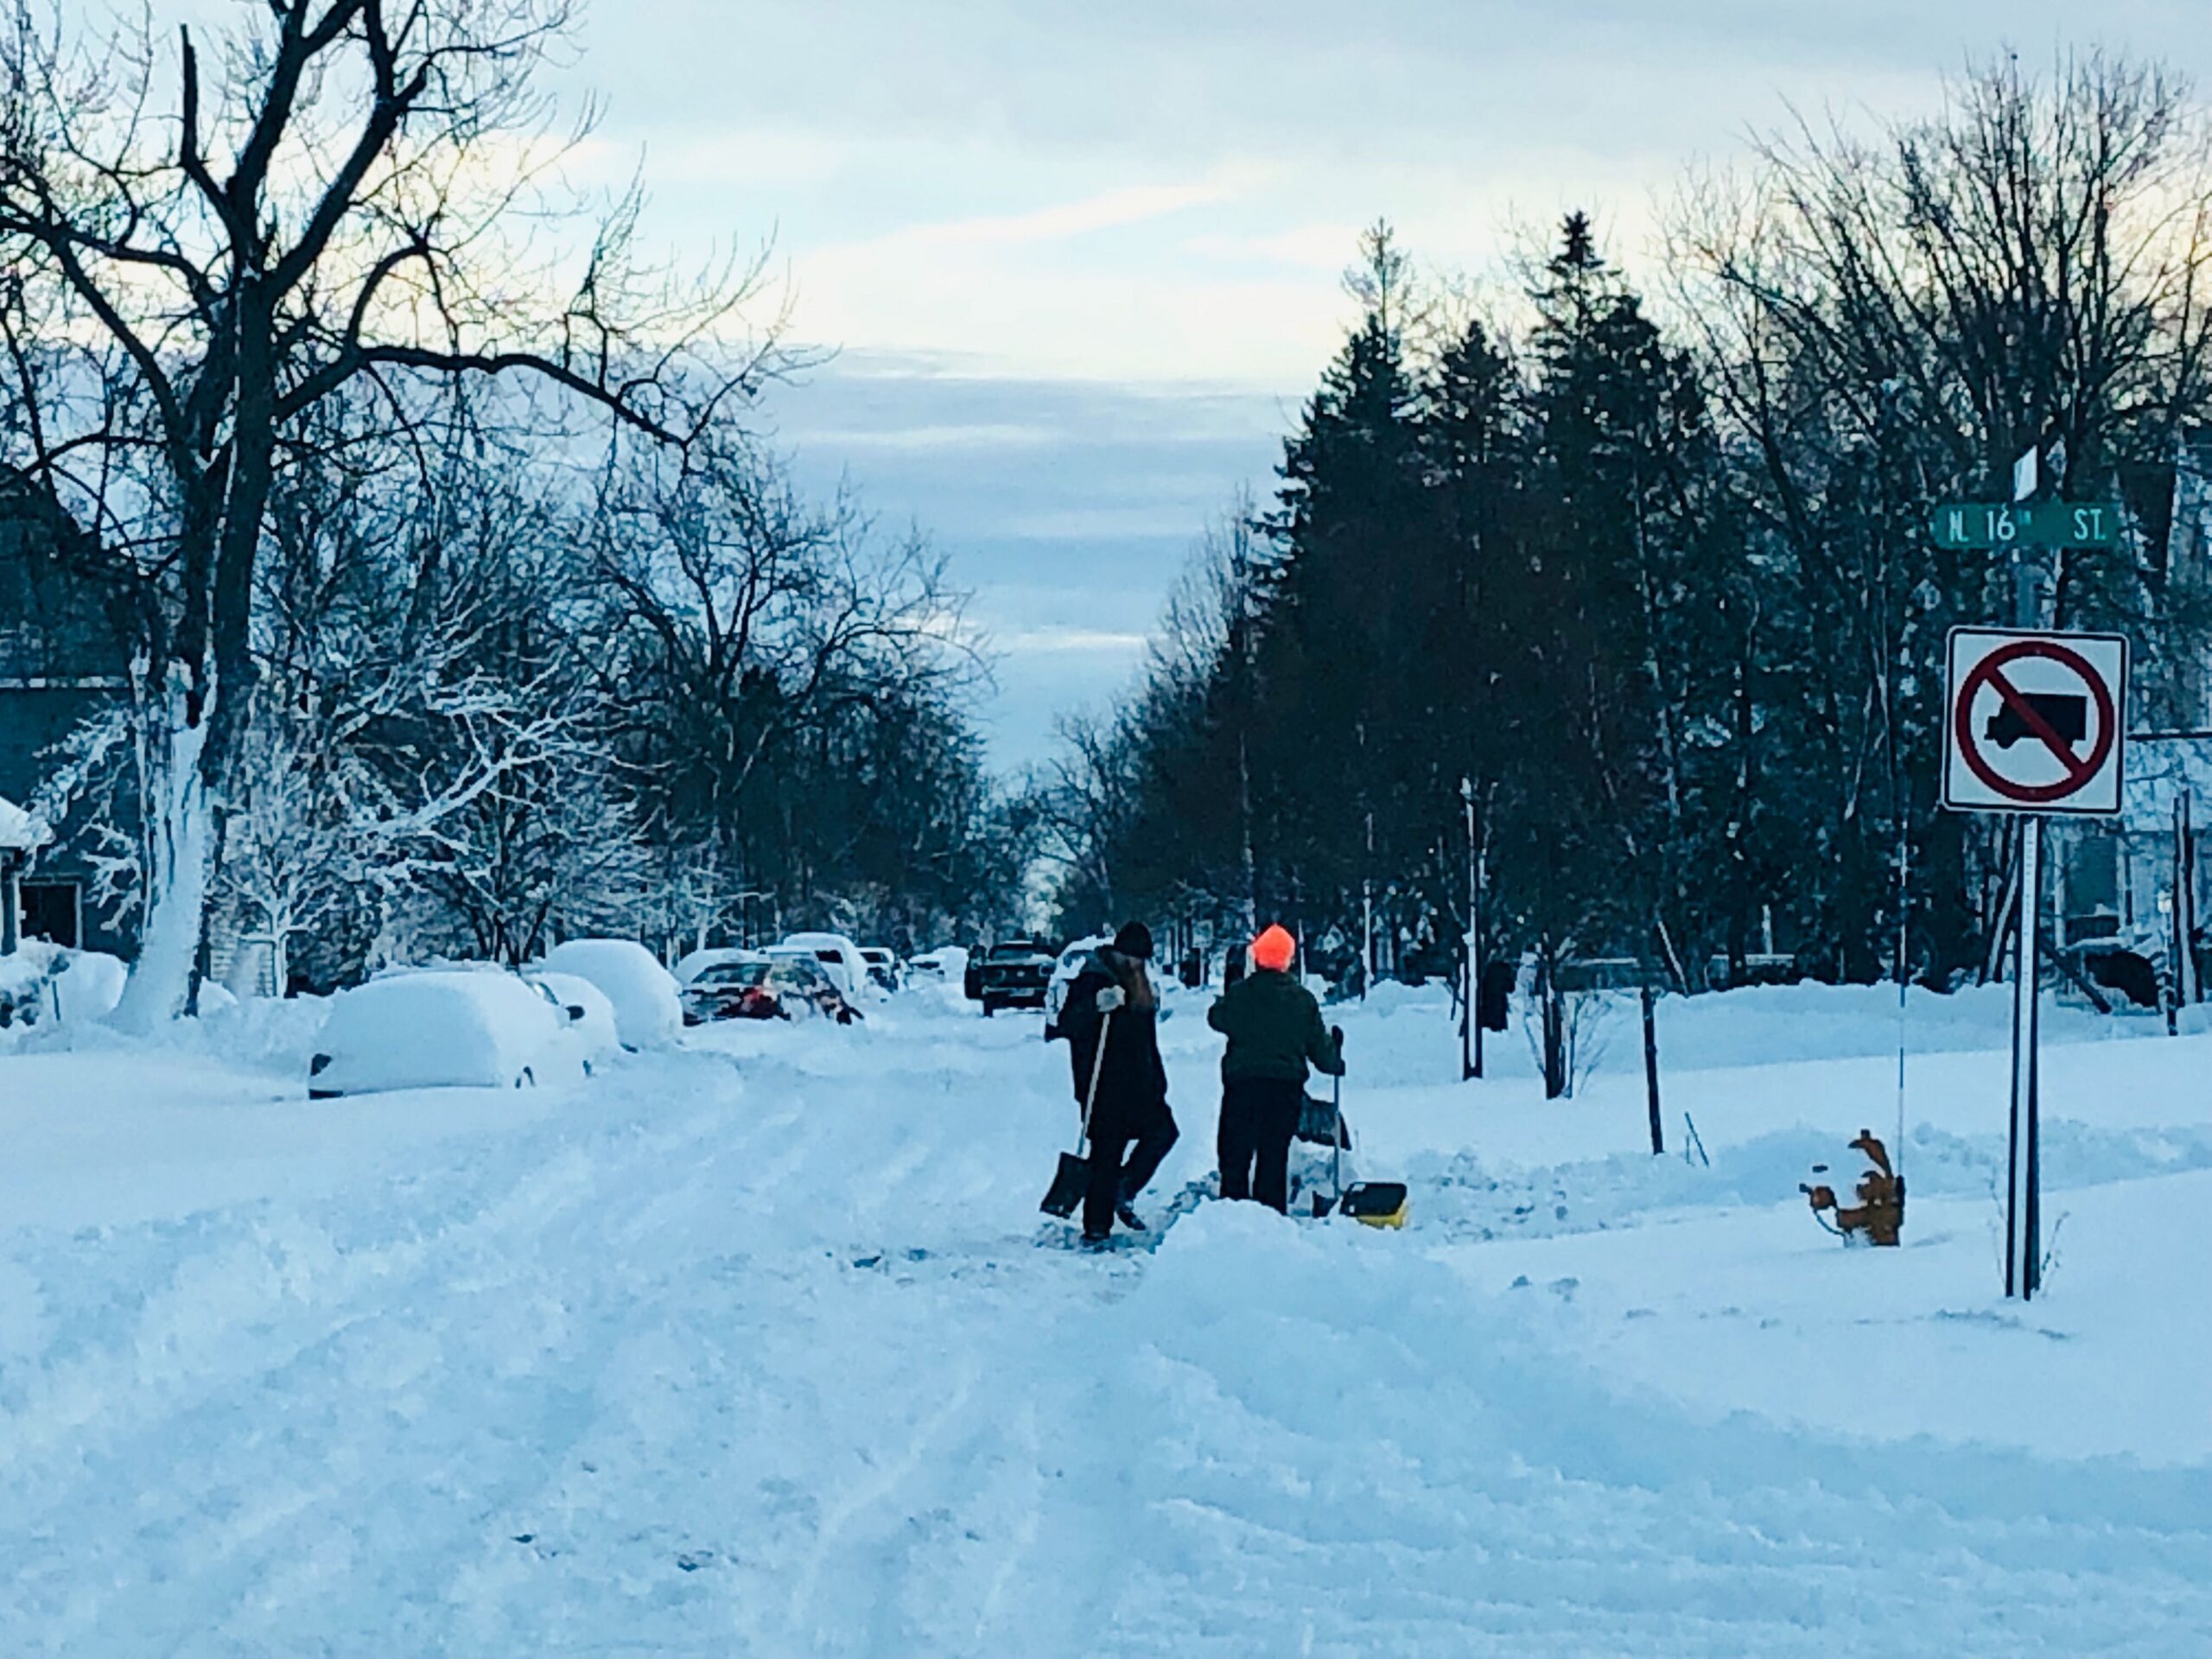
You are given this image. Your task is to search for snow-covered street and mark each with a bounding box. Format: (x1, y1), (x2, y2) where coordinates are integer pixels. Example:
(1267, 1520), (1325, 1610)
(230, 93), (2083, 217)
(4, 985), (2210, 1656)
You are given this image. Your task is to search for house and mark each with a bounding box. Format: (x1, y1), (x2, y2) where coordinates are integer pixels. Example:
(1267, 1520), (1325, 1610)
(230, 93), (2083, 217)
(0, 467), (139, 958)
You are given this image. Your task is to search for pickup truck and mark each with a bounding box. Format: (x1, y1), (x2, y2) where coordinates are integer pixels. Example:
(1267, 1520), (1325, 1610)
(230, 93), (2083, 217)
(971, 938), (1055, 1015)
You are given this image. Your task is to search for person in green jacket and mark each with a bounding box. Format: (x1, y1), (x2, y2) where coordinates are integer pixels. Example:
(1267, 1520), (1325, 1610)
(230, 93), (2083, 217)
(1207, 924), (1343, 1212)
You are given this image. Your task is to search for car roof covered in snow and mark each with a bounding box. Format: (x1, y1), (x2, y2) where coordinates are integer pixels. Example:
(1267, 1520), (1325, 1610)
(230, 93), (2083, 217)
(539, 940), (681, 1050)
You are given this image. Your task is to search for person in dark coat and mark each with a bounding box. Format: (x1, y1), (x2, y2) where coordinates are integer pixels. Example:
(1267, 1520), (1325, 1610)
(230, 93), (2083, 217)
(1207, 924), (1344, 1213)
(1054, 921), (1179, 1243)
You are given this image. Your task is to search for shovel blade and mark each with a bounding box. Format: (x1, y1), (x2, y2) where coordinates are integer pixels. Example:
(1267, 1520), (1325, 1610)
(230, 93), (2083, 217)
(1039, 1152), (1090, 1217)
(1340, 1180), (1409, 1229)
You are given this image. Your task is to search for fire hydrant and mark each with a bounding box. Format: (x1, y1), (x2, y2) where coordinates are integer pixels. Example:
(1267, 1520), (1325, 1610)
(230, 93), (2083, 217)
(1802, 1130), (1904, 1246)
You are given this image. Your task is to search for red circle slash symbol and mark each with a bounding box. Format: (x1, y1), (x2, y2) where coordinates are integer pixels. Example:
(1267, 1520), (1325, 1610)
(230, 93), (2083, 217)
(1954, 639), (2116, 804)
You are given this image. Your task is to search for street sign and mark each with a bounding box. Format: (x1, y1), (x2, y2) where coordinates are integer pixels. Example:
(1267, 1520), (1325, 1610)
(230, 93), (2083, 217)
(1942, 627), (2127, 817)
(1929, 501), (2123, 550)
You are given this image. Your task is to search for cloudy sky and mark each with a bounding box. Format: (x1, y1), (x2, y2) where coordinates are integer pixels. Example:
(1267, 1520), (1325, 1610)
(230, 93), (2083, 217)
(550, 0), (2211, 768)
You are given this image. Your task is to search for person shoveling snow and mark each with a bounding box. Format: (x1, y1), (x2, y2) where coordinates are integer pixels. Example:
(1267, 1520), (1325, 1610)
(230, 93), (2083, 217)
(1044, 922), (1179, 1246)
(1206, 924), (1344, 1214)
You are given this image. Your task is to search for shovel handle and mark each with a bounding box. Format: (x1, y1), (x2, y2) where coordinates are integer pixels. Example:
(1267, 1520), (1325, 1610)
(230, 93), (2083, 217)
(1077, 1007), (1114, 1153)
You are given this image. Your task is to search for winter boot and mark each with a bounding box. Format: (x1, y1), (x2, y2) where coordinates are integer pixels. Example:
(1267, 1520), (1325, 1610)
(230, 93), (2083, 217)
(1115, 1175), (1147, 1232)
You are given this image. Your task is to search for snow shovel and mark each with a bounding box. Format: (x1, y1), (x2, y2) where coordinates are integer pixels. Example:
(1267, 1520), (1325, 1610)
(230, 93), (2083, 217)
(1040, 1009), (1113, 1218)
(1312, 1064), (1409, 1228)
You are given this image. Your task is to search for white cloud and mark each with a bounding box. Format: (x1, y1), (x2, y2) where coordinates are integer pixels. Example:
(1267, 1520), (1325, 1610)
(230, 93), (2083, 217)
(994, 626), (1151, 656)
(875, 177), (1254, 251)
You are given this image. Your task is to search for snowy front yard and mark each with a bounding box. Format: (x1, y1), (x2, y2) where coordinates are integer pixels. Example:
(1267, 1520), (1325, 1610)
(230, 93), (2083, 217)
(3, 982), (2208, 1655)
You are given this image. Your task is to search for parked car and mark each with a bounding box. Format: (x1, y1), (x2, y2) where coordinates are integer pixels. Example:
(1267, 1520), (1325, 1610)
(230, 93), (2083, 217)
(764, 948), (866, 1024)
(308, 969), (585, 1098)
(1042, 935), (1110, 1035)
(777, 931), (873, 1001)
(858, 946), (901, 995)
(526, 970), (622, 1073)
(681, 952), (791, 1024)
(974, 938), (1055, 1015)
(674, 945), (757, 987)
(907, 946), (954, 982)
(537, 938), (683, 1050)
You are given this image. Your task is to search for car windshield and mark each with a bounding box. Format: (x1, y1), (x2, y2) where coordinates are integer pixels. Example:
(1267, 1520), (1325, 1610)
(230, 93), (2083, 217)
(991, 943), (1042, 960)
(696, 962), (769, 988)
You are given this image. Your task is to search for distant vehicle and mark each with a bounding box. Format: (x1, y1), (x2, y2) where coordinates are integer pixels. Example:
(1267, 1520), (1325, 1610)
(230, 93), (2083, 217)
(1043, 935), (1110, 1034)
(308, 969), (586, 1098)
(858, 946), (901, 995)
(974, 938), (1055, 1016)
(683, 953), (859, 1024)
(777, 931), (872, 1001)
(764, 948), (866, 1024)
(908, 946), (966, 984)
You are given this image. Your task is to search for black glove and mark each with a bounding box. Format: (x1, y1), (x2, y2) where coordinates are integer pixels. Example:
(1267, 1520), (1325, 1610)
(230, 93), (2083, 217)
(1331, 1025), (1344, 1048)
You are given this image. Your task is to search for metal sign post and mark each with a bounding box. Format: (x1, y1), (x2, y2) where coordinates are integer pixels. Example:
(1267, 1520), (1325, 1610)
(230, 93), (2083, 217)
(1934, 461), (2128, 1300)
(2005, 816), (2043, 1298)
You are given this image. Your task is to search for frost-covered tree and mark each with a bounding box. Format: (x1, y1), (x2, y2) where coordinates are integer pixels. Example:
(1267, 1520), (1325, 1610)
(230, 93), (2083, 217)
(0, 0), (781, 1020)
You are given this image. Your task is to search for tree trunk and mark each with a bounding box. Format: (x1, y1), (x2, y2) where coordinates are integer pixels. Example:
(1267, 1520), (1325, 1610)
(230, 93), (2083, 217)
(110, 691), (215, 1030)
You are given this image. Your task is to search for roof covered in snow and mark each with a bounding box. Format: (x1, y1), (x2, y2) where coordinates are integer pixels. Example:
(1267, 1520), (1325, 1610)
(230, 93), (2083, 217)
(0, 793), (49, 852)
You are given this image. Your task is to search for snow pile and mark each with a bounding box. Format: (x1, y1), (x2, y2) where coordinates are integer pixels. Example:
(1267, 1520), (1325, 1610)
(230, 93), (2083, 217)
(53, 950), (128, 1021)
(3, 976), (2209, 1652)
(188, 991), (334, 1070)
(308, 969), (565, 1096)
(0, 944), (128, 1033)
(542, 939), (682, 1048)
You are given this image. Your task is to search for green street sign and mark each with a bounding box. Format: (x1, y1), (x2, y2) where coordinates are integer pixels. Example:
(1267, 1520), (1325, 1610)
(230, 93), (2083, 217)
(1930, 500), (2124, 550)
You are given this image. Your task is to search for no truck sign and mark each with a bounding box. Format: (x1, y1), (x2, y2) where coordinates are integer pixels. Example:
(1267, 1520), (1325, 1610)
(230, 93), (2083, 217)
(1942, 627), (2128, 817)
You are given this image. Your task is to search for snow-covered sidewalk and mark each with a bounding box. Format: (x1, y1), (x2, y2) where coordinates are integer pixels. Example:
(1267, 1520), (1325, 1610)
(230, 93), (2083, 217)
(3, 985), (2207, 1655)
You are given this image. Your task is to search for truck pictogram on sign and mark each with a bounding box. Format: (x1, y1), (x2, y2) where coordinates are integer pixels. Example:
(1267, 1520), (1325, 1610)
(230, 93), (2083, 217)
(1942, 628), (2127, 817)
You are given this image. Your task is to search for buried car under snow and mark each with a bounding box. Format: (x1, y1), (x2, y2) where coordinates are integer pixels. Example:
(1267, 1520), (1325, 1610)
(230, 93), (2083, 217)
(308, 969), (592, 1098)
(538, 938), (683, 1050)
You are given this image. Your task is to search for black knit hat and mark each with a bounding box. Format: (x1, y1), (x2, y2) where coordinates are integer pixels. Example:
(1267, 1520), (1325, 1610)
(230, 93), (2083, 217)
(1112, 921), (1154, 961)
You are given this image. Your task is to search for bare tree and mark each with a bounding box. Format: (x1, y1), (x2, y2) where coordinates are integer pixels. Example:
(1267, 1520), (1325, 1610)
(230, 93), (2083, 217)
(0, 0), (784, 1020)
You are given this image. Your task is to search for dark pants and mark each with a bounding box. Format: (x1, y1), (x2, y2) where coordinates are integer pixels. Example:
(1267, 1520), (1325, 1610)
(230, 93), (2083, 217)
(1084, 1102), (1178, 1237)
(1217, 1077), (1303, 1213)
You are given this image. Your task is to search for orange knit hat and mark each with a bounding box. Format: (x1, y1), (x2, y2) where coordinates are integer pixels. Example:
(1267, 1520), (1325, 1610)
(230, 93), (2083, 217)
(1251, 924), (1296, 973)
